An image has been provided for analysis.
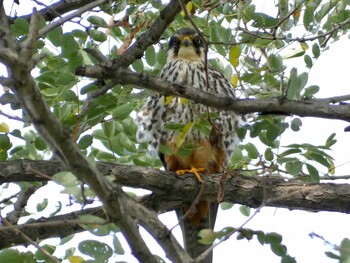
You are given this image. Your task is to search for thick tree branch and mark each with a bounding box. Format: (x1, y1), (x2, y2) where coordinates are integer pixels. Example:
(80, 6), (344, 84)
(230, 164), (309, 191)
(76, 66), (350, 123)
(1, 160), (350, 215)
(2, 159), (350, 250)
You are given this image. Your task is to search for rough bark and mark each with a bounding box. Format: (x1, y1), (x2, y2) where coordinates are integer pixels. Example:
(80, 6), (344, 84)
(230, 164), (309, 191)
(1, 159), (350, 214)
(1, 159), (350, 248)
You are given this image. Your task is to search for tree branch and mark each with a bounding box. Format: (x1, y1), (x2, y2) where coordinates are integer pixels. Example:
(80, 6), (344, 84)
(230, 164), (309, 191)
(37, 0), (109, 39)
(5, 185), (40, 224)
(75, 66), (350, 123)
(0, 206), (104, 249)
(1, 160), (350, 215)
(17, 0), (104, 22)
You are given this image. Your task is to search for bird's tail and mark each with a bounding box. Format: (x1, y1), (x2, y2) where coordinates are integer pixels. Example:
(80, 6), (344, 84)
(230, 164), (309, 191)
(176, 201), (218, 263)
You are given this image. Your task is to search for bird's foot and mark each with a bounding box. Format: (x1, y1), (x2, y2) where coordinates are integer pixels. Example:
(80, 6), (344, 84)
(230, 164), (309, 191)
(176, 165), (205, 182)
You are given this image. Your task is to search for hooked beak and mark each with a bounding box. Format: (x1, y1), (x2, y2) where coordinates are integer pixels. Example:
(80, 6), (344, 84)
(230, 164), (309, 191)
(181, 36), (192, 47)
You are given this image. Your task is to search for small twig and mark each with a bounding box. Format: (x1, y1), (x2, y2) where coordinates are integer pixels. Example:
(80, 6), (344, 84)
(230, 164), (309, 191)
(272, 4), (302, 37)
(0, 110), (27, 122)
(38, 0), (109, 38)
(195, 202), (265, 263)
(236, 16), (350, 48)
(28, 167), (53, 180)
(170, 180), (208, 232)
(315, 94), (350, 104)
(1, 217), (61, 263)
(0, 192), (20, 205)
(0, 218), (109, 232)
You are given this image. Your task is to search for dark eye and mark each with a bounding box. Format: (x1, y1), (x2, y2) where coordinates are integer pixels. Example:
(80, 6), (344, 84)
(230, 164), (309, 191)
(170, 37), (180, 46)
(193, 36), (202, 45)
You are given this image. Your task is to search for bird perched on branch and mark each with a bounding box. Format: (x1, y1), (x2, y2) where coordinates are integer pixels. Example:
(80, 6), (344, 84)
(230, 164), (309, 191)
(137, 27), (242, 263)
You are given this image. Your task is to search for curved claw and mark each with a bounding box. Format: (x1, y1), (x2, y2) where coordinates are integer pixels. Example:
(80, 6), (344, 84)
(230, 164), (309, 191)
(176, 165), (205, 182)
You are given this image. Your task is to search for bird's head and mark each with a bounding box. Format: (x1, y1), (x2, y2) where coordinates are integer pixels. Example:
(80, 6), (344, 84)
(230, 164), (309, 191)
(167, 27), (205, 62)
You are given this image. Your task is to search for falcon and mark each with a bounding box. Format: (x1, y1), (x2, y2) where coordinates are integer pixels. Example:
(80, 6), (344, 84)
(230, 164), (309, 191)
(137, 27), (242, 263)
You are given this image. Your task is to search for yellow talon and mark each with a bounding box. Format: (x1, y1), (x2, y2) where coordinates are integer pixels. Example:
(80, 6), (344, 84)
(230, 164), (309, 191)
(176, 165), (205, 182)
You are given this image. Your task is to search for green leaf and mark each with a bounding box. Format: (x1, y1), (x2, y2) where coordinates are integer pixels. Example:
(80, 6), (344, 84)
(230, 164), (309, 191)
(250, 121), (263, 138)
(304, 54), (313, 68)
(312, 43), (320, 58)
(78, 135), (93, 149)
(10, 129), (23, 139)
(198, 229), (216, 245)
(113, 236), (125, 255)
(271, 243), (287, 256)
(0, 134), (11, 150)
(132, 59), (144, 72)
(305, 152), (330, 168)
(59, 235), (75, 245)
(145, 46), (156, 66)
(220, 202), (234, 210)
(283, 47), (305, 59)
(157, 48), (167, 67)
(266, 123), (282, 141)
(113, 104), (134, 120)
(164, 123), (184, 131)
(117, 132), (136, 152)
(245, 142), (259, 159)
(0, 249), (35, 263)
(340, 238), (350, 259)
(303, 6), (314, 30)
(88, 29), (107, 42)
(286, 68), (307, 100)
(78, 215), (116, 237)
(303, 85), (320, 98)
(231, 146), (243, 162)
(0, 122), (9, 132)
(159, 145), (173, 155)
(78, 240), (113, 261)
(285, 160), (303, 176)
(36, 198), (48, 212)
(53, 171), (77, 187)
(264, 147), (274, 161)
(305, 163), (320, 182)
(34, 137), (47, 151)
(102, 121), (115, 137)
(72, 29), (88, 41)
(266, 232), (283, 244)
(229, 45), (241, 67)
(122, 118), (137, 139)
(290, 118), (302, 132)
(47, 26), (63, 46)
(325, 251), (341, 260)
(62, 33), (78, 57)
(87, 16), (108, 26)
(239, 205), (251, 217)
(267, 54), (283, 72)
(34, 245), (56, 261)
(10, 18), (30, 36)
(251, 12), (279, 28)
(325, 133), (337, 148)
(81, 83), (99, 95)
